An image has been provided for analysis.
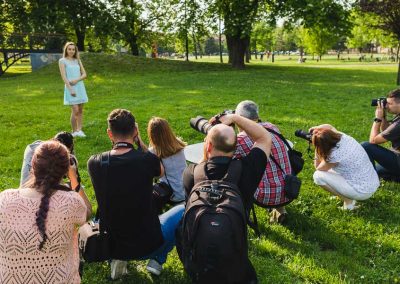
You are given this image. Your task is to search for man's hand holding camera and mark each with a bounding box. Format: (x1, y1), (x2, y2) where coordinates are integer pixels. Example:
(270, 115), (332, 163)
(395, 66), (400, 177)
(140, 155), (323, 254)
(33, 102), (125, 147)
(375, 100), (386, 121)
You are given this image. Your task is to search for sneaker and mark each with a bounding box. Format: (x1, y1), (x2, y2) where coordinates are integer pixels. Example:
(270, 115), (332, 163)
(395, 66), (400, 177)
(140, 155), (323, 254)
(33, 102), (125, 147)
(146, 259), (162, 276)
(340, 200), (359, 211)
(71, 131), (79, 137)
(75, 130), (86, 138)
(269, 208), (288, 224)
(110, 260), (128, 280)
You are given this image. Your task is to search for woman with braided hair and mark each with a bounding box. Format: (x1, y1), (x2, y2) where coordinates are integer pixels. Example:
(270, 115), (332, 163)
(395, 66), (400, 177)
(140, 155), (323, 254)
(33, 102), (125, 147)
(0, 141), (91, 283)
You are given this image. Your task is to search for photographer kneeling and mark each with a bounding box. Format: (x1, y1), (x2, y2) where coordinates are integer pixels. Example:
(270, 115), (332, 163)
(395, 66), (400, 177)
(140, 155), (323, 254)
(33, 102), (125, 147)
(311, 124), (379, 210)
(362, 88), (400, 182)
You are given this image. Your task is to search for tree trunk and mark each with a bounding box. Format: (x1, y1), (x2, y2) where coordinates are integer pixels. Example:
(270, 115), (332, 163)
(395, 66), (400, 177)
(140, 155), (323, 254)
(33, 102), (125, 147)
(129, 34), (139, 56)
(272, 51), (275, 63)
(300, 47), (304, 61)
(397, 60), (400, 85)
(226, 35), (247, 69)
(185, 33), (189, 61)
(396, 42), (400, 63)
(219, 18), (223, 63)
(245, 39), (250, 63)
(76, 29), (85, 51)
(192, 34), (198, 60)
(227, 36), (232, 64)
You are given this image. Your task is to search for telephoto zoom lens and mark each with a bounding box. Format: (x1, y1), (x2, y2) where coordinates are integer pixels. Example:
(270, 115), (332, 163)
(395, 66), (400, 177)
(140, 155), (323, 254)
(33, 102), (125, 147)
(190, 116), (213, 135)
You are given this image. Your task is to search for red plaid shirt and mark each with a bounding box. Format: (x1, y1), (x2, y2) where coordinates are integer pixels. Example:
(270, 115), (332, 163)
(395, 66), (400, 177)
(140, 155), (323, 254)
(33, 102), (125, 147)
(234, 122), (291, 206)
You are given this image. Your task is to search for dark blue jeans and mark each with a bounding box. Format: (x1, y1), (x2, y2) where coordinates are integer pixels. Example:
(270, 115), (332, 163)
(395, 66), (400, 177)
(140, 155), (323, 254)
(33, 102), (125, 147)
(361, 141), (400, 181)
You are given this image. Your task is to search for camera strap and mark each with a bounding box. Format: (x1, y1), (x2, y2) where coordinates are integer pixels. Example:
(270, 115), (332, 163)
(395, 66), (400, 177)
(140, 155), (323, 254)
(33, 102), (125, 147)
(113, 142), (134, 149)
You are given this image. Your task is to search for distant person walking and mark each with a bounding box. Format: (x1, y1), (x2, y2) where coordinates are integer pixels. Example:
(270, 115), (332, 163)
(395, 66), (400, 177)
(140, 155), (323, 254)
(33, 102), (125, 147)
(59, 42), (88, 137)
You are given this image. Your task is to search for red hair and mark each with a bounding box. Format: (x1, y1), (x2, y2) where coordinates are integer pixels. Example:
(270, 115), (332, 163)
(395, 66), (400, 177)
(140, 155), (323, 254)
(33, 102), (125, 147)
(312, 129), (342, 161)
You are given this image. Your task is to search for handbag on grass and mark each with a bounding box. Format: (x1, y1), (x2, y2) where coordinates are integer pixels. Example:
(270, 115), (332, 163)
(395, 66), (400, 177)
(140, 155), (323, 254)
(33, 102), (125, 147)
(152, 159), (173, 214)
(78, 152), (111, 262)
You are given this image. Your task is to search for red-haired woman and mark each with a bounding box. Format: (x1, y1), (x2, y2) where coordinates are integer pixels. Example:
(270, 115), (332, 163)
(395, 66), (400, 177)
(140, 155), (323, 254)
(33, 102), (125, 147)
(0, 141), (92, 283)
(311, 124), (379, 210)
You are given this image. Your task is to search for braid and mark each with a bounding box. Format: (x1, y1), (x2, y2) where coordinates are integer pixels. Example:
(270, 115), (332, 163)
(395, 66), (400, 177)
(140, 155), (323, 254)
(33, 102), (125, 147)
(36, 190), (51, 250)
(29, 140), (71, 250)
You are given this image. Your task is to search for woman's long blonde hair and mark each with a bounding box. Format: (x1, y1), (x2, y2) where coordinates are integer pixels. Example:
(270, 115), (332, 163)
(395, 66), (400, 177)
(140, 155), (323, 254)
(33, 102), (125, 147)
(63, 42), (79, 59)
(147, 117), (186, 159)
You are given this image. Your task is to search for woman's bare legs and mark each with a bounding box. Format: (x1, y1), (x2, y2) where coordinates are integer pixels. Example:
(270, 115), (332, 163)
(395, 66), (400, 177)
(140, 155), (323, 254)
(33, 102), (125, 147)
(71, 105), (79, 132)
(76, 104), (84, 131)
(71, 104), (84, 132)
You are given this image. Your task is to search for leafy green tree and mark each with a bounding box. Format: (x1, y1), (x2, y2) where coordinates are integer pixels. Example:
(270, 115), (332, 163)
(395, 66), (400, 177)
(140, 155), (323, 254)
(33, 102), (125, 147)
(204, 37), (219, 55)
(303, 26), (337, 60)
(360, 0), (400, 84)
(110, 0), (176, 56)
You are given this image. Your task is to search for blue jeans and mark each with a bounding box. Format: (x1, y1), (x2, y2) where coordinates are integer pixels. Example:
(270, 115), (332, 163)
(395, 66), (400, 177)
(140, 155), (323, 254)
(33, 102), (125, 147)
(361, 141), (400, 180)
(140, 204), (185, 264)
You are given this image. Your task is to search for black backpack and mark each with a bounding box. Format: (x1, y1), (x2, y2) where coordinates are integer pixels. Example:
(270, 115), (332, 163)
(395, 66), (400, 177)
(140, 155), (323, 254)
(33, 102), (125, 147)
(181, 160), (255, 283)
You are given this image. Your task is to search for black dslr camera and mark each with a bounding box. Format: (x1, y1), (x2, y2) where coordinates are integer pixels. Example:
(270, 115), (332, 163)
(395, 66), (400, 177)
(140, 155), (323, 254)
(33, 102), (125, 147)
(190, 110), (235, 135)
(371, 97), (387, 107)
(294, 129), (313, 142)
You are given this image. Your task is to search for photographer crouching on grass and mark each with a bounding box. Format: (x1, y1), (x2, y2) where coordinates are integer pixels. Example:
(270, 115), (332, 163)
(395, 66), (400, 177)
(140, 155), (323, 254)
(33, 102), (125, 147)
(307, 124), (379, 210)
(180, 112), (272, 283)
(233, 100), (293, 224)
(361, 88), (400, 182)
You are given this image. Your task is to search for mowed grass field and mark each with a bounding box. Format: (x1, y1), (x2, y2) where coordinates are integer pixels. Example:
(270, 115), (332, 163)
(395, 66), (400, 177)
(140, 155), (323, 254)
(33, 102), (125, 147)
(0, 54), (399, 283)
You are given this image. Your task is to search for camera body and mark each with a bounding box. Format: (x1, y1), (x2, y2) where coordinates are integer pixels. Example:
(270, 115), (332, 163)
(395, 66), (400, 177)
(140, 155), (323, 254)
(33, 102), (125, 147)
(190, 110), (235, 135)
(295, 129), (313, 142)
(371, 97), (387, 108)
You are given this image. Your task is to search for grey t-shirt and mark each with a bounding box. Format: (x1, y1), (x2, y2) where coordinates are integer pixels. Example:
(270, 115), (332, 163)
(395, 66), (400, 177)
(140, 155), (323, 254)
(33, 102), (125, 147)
(20, 140), (43, 186)
(381, 115), (400, 164)
(149, 148), (187, 202)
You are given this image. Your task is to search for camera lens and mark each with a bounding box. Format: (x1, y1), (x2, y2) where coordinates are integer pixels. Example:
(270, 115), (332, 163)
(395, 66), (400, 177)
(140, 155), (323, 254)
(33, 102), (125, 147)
(190, 116), (213, 135)
(295, 129), (312, 142)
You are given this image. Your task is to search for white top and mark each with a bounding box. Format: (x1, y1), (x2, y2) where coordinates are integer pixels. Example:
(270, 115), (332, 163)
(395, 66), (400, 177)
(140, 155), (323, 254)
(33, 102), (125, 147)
(328, 133), (379, 194)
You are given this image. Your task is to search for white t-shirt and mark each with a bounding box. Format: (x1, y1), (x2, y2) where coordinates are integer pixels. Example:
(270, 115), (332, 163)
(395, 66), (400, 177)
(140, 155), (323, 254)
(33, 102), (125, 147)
(328, 133), (379, 194)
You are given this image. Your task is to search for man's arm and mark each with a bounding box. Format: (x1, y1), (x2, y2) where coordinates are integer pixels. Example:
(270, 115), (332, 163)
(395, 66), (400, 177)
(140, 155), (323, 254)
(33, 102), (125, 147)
(370, 101), (389, 144)
(369, 121), (387, 144)
(220, 114), (272, 157)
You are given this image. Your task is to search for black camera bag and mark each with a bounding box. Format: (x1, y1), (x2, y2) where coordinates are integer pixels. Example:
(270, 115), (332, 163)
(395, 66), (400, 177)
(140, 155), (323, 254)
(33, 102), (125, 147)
(79, 152), (112, 263)
(269, 154), (302, 199)
(266, 128), (304, 175)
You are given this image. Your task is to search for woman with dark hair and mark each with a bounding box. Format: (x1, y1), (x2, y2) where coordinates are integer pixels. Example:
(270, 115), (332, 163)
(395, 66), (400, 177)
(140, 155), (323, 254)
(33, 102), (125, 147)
(20, 131), (80, 186)
(147, 117), (187, 203)
(311, 124), (379, 210)
(0, 141), (91, 283)
(59, 42), (88, 137)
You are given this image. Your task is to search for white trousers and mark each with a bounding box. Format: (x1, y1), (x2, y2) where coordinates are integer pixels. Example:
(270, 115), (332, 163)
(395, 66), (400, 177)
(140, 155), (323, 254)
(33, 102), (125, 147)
(313, 170), (373, 201)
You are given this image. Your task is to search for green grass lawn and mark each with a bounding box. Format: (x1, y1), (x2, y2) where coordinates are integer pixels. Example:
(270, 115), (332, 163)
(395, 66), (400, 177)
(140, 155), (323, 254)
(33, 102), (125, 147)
(0, 54), (399, 283)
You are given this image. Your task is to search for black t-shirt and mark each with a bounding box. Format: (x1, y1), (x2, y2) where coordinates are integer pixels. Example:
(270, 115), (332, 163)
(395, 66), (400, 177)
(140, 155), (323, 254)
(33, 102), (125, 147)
(88, 149), (162, 260)
(382, 115), (400, 152)
(183, 147), (268, 210)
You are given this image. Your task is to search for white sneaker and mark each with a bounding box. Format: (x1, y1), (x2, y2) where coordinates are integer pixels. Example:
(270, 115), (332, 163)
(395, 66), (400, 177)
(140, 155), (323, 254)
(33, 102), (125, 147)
(75, 130), (86, 138)
(71, 131), (79, 137)
(146, 259), (162, 276)
(110, 260), (128, 280)
(340, 200), (359, 211)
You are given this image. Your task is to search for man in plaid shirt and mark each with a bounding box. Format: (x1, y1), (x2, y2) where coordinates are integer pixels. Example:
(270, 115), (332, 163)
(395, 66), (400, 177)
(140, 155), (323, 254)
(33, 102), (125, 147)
(233, 100), (293, 223)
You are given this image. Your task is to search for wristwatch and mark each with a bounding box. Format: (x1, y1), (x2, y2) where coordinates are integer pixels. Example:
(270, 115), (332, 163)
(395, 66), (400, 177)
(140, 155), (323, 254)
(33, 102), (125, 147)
(374, 118), (382, 123)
